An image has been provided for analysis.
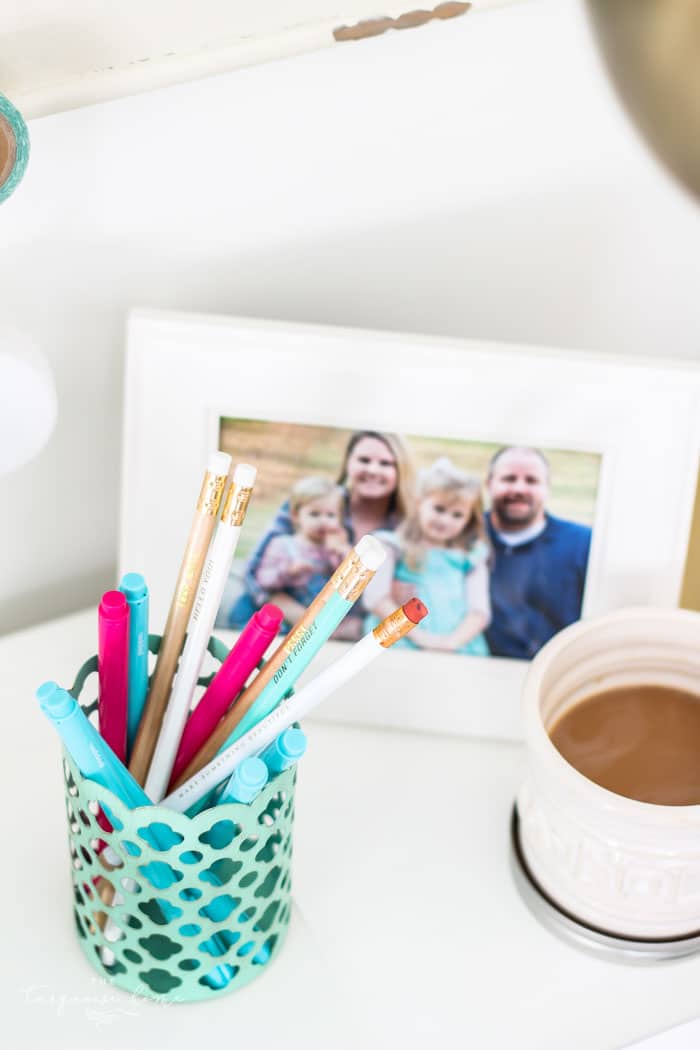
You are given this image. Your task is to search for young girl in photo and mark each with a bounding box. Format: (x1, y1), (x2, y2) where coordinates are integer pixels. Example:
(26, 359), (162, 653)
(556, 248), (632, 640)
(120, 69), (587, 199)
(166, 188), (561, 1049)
(253, 475), (351, 630)
(365, 457), (491, 655)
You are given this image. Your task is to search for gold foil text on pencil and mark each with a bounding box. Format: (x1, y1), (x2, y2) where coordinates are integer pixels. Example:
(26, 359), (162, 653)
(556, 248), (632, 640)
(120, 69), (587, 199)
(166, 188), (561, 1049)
(334, 550), (376, 602)
(222, 484), (254, 527)
(282, 621), (318, 659)
(197, 470), (228, 516)
(175, 561), (199, 609)
(372, 606), (416, 648)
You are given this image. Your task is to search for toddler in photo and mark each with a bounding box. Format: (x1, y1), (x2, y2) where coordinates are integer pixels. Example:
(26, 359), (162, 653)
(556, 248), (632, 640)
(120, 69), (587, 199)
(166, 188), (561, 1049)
(365, 457), (491, 655)
(254, 476), (350, 620)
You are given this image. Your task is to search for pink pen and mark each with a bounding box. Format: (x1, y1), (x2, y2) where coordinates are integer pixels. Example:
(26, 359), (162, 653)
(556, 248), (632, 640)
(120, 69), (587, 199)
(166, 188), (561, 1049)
(168, 603), (283, 789)
(98, 590), (129, 764)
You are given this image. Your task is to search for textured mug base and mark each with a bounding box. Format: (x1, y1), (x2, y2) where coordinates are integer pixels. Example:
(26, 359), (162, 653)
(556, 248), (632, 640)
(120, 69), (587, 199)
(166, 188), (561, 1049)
(510, 807), (700, 965)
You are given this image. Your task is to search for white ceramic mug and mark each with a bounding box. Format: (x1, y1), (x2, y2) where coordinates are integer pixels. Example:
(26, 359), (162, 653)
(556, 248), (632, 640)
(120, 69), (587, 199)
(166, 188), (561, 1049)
(517, 607), (700, 940)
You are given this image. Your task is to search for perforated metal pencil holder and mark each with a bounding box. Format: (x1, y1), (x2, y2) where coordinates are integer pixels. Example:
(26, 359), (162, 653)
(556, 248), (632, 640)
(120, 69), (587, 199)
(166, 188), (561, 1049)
(63, 635), (296, 1003)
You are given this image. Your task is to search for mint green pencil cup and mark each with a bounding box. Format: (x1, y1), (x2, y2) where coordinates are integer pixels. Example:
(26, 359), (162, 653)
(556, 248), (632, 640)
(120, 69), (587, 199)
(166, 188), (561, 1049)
(63, 636), (296, 1003)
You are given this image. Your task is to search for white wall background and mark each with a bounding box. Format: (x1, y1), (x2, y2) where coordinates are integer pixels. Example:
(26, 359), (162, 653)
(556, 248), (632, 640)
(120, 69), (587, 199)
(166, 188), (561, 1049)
(1, 0), (699, 635)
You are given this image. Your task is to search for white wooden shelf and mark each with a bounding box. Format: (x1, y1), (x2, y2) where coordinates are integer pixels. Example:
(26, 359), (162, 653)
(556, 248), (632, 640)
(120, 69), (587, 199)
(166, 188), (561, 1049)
(3, 608), (700, 1048)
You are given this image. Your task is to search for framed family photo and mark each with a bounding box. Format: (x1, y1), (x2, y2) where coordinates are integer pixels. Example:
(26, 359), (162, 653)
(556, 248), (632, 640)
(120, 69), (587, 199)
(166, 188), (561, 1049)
(120, 309), (700, 740)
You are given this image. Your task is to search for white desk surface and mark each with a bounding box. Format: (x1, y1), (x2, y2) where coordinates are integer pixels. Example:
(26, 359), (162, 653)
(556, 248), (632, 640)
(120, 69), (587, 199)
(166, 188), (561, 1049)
(2, 610), (700, 1050)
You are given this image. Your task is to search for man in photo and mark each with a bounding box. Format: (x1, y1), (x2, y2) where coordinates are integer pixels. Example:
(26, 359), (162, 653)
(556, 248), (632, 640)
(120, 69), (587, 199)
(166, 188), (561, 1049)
(484, 446), (592, 660)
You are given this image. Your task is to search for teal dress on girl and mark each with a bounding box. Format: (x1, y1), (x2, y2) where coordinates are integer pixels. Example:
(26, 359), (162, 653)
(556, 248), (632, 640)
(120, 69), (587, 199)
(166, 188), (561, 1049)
(367, 539), (490, 656)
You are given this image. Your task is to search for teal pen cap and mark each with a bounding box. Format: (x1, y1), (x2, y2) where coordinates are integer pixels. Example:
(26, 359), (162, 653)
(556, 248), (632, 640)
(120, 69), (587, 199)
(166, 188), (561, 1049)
(37, 681), (152, 812)
(38, 681), (106, 780)
(37, 680), (72, 719)
(119, 572), (147, 603)
(119, 571), (149, 753)
(259, 727), (307, 776)
(218, 756), (268, 806)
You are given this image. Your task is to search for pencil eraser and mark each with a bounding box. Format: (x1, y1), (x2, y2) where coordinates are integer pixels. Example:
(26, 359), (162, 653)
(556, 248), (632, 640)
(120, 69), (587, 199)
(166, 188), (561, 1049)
(403, 598), (428, 624)
(355, 534), (386, 571)
(208, 450), (232, 476)
(233, 462), (257, 488)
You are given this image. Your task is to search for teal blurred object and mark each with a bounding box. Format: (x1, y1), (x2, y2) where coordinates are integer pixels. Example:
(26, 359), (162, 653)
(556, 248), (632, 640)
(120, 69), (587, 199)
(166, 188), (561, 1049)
(0, 93), (30, 204)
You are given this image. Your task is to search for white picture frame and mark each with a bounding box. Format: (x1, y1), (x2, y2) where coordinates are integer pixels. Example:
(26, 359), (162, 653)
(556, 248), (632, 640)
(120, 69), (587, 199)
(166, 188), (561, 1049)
(120, 308), (700, 740)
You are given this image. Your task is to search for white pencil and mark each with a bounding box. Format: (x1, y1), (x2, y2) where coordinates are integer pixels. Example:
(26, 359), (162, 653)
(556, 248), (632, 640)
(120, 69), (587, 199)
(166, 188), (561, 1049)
(161, 598), (428, 813)
(145, 463), (257, 801)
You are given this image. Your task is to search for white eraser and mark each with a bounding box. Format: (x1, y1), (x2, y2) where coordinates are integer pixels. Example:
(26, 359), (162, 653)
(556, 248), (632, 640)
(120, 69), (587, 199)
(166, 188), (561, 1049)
(208, 450), (232, 476)
(233, 462), (257, 488)
(355, 534), (386, 571)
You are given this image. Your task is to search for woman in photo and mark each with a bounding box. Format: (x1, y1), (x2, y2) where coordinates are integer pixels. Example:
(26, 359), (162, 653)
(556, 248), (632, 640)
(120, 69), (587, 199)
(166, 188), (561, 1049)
(364, 457), (491, 655)
(227, 430), (415, 635)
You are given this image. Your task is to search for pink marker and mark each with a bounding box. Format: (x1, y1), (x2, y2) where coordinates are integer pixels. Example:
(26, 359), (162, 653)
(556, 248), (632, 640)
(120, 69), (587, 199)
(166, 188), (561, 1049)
(98, 590), (129, 764)
(168, 603), (283, 789)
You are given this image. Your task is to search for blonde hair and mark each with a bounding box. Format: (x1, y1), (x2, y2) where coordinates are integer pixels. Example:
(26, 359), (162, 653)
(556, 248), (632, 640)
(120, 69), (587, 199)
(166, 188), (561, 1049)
(337, 430), (416, 522)
(399, 457), (487, 570)
(289, 476), (344, 518)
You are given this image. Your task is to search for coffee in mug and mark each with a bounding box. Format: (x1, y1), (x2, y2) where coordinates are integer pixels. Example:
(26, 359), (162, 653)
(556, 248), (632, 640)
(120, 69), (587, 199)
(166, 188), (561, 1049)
(517, 608), (700, 940)
(549, 684), (700, 806)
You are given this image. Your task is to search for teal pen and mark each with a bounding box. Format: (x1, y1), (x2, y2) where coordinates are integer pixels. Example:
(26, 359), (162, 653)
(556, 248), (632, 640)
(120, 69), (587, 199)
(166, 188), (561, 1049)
(185, 753), (270, 819)
(119, 572), (149, 756)
(210, 740), (305, 976)
(221, 590), (352, 750)
(223, 755), (274, 965)
(258, 727), (307, 776)
(202, 757), (269, 989)
(37, 681), (152, 814)
(236, 730), (306, 970)
(217, 755), (268, 806)
(191, 756), (268, 830)
(38, 681), (182, 950)
(39, 681), (173, 967)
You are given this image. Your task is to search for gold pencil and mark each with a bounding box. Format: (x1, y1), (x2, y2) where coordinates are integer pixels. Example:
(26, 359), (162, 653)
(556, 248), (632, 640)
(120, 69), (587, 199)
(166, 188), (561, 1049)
(129, 451), (230, 786)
